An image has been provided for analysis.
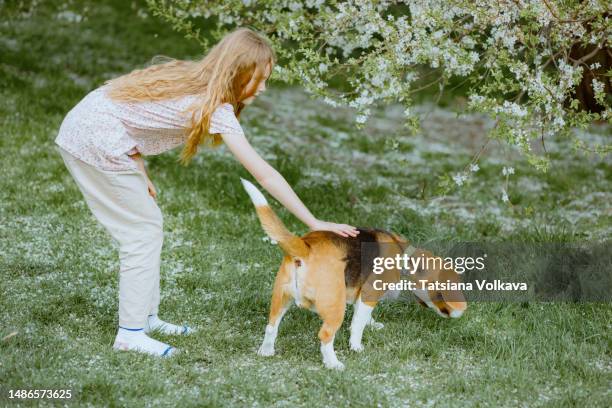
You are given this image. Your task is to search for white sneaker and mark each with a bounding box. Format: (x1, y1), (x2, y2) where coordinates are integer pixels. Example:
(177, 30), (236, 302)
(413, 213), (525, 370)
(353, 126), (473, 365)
(113, 327), (177, 357)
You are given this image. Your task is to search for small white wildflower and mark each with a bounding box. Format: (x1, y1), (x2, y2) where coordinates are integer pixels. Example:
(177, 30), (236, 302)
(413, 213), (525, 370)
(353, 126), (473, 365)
(56, 10), (83, 23)
(469, 163), (479, 173)
(318, 63), (328, 73)
(262, 236), (277, 245)
(453, 173), (467, 186)
(501, 190), (509, 203)
(356, 114), (368, 124)
(502, 166), (515, 176)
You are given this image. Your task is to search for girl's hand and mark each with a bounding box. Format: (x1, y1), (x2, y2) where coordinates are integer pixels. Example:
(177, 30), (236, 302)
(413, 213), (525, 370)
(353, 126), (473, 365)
(146, 178), (157, 200)
(308, 219), (359, 238)
(128, 151), (157, 200)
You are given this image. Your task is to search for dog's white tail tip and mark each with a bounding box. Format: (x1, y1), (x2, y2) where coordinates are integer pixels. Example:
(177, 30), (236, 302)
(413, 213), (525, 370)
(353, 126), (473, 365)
(241, 178), (268, 206)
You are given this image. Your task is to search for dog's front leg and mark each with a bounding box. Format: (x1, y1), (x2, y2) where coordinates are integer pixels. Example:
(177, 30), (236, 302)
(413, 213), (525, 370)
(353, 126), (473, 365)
(350, 298), (375, 352)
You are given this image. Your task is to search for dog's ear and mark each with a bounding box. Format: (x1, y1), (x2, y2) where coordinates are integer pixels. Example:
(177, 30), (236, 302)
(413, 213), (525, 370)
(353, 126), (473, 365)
(439, 267), (467, 315)
(390, 232), (408, 246)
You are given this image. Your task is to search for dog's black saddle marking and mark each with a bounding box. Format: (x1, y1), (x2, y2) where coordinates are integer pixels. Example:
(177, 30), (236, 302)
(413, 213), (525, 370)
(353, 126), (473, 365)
(340, 227), (381, 288)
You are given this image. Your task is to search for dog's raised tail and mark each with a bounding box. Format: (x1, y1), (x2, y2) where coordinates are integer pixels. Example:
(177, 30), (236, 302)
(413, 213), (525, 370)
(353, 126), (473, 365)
(241, 178), (309, 258)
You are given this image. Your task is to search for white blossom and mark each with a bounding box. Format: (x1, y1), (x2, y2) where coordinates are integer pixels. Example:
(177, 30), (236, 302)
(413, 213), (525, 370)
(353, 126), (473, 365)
(323, 97), (338, 107)
(495, 101), (527, 118)
(589, 62), (601, 70)
(153, 0), (611, 174)
(592, 78), (605, 103)
(453, 173), (467, 186)
(553, 115), (565, 128)
(356, 114), (368, 124)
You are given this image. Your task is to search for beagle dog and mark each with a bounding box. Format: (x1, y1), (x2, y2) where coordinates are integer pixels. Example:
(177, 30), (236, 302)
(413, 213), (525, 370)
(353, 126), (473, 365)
(241, 179), (467, 369)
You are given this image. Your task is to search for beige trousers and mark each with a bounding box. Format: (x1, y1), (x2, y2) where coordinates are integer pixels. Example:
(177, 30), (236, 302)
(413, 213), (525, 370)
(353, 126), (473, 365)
(57, 146), (162, 328)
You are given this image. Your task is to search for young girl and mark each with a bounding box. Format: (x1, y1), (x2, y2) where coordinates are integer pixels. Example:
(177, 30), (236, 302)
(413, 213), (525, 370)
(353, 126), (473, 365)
(55, 27), (359, 357)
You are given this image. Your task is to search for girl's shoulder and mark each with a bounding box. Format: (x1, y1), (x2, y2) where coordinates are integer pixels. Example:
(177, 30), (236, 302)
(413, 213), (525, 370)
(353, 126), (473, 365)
(210, 103), (243, 136)
(212, 102), (236, 116)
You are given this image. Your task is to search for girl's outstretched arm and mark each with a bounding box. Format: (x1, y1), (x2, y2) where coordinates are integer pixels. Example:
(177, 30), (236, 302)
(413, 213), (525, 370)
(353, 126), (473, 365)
(221, 132), (359, 238)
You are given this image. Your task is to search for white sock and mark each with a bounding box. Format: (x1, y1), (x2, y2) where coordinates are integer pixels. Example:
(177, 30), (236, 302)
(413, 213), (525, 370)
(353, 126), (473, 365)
(145, 314), (194, 335)
(113, 327), (176, 357)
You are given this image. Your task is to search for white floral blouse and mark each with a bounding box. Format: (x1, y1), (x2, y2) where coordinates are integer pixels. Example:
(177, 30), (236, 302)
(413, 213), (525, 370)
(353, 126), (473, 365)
(55, 84), (244, 171)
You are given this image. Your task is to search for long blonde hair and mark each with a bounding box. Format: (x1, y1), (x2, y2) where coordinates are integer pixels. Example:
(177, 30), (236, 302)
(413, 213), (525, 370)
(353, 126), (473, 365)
(104, 27), (276, 165)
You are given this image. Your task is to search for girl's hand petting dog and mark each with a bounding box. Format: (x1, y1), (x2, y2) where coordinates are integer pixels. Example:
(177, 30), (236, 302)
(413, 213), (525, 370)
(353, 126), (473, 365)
(309, 219), (359, 238)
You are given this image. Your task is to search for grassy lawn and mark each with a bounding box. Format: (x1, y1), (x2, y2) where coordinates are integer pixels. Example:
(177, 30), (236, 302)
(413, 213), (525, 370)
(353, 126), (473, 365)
(1, 1), (610, 406)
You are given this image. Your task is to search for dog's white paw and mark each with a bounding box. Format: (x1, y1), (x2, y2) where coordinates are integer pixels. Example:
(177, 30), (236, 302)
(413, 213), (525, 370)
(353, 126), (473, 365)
(257, 345), (275, 357)
(350, 342), (364, 352)
(370, 320), (384, 330)
(324, 360), (345, 370)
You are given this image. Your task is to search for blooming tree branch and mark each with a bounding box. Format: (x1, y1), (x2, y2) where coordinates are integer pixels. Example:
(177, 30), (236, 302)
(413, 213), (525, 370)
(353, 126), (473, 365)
(148, 0), (611, 174)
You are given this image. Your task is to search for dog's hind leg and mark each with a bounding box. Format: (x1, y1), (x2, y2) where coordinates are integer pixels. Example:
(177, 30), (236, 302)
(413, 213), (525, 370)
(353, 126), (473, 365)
(317, 299), (346, 370)
(258, 295), (291, 356)
(258, 272), (292, 357)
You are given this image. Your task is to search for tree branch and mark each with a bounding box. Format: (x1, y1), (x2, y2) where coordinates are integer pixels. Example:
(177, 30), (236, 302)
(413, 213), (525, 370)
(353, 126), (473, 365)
(542, 0), (597, 24)
(570, 44), (605, 68)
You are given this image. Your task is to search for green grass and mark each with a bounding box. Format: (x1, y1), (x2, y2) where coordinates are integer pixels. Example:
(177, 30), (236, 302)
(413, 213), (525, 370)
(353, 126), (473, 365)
(1, 1), (611, 407)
